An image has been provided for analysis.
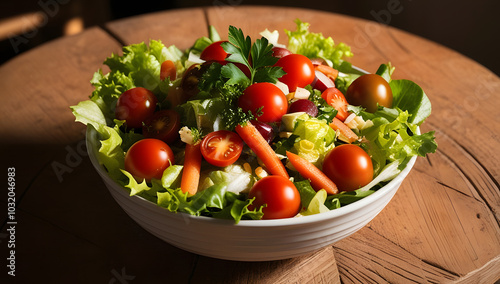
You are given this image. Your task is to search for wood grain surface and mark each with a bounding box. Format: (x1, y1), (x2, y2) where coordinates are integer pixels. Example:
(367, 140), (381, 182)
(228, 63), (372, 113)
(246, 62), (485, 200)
(0, 5), (499, 284)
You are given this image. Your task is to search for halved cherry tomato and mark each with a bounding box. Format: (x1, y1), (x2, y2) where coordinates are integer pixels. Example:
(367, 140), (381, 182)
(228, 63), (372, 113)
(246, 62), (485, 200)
(248, 176), (301, 220)
(238, 82), (288, 123)
(142, 109), (181, 144)
(200, 130), (243, 167)
(321, 87), (349, 121)
(322, 144), (373, 192)
(124, 138), (175, 182)
(160, 60), (176, 81)
(115, 87), (158, 129)
(200, 41), (228, 61)
(275, 54), (315, 92)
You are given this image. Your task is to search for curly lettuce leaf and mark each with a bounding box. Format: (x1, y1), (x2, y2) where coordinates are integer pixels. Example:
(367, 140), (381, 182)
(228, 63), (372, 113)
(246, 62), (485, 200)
(104, 40), (183, 94)
(70, 100), (107, 131)
(326, 189), (376, 209)
(354, 107), (437, 174)
(157, 184), (264, 223)
(286, 19), (353, 71)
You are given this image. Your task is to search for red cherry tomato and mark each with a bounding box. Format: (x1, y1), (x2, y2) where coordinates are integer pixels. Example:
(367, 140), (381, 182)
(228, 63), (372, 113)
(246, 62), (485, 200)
(248, 176), (301, 220)
(275, 54), (315, 92)
(200, 130), (243, 167)
(345, 74), (393, 113)
(238, 82), (288, 123)
(322, 144), (373, 191)
(142, 109), (181, 144)
(321, 87), (349, 121)
(200, 41), (228, 61)
(124, 139), (175, 181)
(115, 87), (158, 129)
(160, 60), (176, 81)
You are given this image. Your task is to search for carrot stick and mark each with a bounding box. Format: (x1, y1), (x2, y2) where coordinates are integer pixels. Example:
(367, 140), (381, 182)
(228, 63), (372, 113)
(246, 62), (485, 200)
(315, 64), (339, 81)
(329, 117), (358, 143)
(235, 122), (289, 178)
(180, 142), (202, 196)
(286, 151), (338, 195)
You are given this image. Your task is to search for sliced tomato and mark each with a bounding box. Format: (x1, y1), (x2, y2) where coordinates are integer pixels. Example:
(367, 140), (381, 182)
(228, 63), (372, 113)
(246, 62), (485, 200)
(142, 109), (181, 144)
(321, 87), (349, 122)
(200, 130), (244, 167)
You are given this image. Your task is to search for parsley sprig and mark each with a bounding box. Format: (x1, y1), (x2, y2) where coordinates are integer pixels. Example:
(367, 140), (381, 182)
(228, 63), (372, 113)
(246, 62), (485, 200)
(195, 26), (286, 131)
(221, 26), (285, 85)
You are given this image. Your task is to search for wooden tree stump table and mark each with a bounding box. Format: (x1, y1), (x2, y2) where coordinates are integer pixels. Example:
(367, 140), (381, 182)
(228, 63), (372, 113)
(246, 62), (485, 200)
(1, 6), (499, 283)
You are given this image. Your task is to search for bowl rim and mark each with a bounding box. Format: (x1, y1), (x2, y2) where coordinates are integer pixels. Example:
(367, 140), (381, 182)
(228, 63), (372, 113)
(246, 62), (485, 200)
(86, 123), (417, 227)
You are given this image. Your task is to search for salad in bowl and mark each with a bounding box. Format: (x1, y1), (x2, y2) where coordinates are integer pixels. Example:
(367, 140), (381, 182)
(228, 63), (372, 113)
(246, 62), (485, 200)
(72, 20), (437, 224)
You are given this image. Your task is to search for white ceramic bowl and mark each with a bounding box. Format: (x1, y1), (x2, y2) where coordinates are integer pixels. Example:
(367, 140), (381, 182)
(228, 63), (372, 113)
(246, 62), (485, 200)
(86, 126), (416, 261)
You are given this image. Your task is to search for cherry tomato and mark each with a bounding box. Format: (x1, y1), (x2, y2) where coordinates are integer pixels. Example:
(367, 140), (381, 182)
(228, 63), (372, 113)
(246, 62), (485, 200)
(322, 144), (373, 192)
(142, 109), (181, 144)
(238, 82), (288, 123)
(124, 139), (175, 181)
(200, 41), (228, 61)
(115, 87), (158, 129)
(321, 87), (349, 121)
(200, 130), (243, 167)
(275, 54), (315, 92)
(345, 74), (393, 113)
(160, 60), (176, 81)
(248, 176), (301, 220)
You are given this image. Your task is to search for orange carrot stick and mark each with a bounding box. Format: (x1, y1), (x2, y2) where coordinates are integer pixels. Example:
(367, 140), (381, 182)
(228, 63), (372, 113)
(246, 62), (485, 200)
(235, 122), (289, 178)
(329, 117), (358, 143)
(286, 151), (338, 195)
(315, 64), (339, 81)
(180, 142), (202, 196)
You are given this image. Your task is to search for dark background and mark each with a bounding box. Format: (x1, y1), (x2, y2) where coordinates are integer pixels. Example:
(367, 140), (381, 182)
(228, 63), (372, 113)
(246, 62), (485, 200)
(1, 0), (499, 75)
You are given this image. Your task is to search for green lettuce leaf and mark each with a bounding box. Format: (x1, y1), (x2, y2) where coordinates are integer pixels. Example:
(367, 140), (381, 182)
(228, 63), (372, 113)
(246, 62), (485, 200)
(354, 107), (437, 174)
(104, 40), (183, 94)
(390, 79), (431, 126)
(70, 100), (107, 131)
(286, 19), (353, 71)
(326, 189), (376, 209)
(289, 116), (336, 167)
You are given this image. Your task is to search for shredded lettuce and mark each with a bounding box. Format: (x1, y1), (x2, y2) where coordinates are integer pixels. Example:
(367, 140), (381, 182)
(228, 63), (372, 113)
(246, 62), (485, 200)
(278, 116), (336, 167)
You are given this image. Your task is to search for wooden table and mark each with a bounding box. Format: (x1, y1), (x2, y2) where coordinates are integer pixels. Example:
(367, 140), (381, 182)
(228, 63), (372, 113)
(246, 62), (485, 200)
(1, 6), (499, 283)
